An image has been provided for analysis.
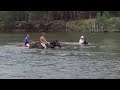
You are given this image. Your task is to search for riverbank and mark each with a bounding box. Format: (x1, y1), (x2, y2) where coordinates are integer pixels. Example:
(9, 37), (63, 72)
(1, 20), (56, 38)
(13, 20), (67, 32)
(2, 18), (120, 33)
(13, 19), (96, 32)
(66, 18), (120, 32)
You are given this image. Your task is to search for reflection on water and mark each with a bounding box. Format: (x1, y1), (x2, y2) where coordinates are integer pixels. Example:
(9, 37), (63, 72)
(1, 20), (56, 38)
(0, 32), (120, 79)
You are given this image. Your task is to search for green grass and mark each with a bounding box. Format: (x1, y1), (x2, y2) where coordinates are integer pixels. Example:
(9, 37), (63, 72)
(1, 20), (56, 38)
(65, 17), (120, 32)
(66, 19), (95, 32)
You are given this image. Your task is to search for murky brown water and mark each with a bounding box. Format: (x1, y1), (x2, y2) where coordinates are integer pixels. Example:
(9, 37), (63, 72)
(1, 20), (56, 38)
(0, 32), (120, 79)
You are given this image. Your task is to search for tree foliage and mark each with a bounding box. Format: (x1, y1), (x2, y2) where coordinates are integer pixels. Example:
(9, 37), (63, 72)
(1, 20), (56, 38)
(0, 11), (120, 32)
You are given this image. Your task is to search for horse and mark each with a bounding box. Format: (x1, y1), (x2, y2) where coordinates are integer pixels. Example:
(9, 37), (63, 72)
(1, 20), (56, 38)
(82, 40), (88, 45)
(29, 40), (62, 49)
(16, 41), (35, 47)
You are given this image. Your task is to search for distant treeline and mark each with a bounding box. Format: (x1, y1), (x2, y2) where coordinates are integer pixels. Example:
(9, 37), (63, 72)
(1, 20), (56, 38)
(0, 11), (120, 32)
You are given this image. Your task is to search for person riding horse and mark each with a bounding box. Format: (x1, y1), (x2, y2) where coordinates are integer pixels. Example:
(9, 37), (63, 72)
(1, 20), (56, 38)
(24, 34), (31, 47)
(29, 40), (62, 49)
(79, 36), (88, 45)
(39, 32), (49, 49)
(29, 32), (61, 49)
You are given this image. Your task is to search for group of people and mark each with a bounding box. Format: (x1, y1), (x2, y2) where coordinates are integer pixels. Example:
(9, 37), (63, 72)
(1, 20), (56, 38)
(24, 32), (49, 49)
(24, 32), (88, 49)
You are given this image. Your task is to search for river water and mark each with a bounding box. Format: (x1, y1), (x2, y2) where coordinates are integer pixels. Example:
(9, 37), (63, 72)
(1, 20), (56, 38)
(0, 32), (120, 79)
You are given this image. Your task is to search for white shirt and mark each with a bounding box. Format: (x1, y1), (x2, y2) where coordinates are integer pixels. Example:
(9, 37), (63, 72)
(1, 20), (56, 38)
(79, 39), (84, 44)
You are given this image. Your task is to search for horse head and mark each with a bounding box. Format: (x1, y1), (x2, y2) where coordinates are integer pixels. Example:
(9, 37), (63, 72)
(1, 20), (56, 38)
(50, 40), (62, 48)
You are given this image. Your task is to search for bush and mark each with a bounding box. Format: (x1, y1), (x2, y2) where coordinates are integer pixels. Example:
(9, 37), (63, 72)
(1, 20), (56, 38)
(66, 19), (94, 32)
(96, 11), (120, 31)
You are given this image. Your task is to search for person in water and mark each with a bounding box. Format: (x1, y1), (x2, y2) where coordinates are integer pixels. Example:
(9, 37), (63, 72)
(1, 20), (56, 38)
(79, 36), (85, 44)
(39, 32), (49, 49)
(24, 34), (31, 47)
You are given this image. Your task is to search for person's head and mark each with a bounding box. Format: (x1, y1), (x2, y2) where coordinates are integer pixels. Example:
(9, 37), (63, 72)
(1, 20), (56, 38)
(41, 32), (46, 36)
(80, 36), (85, 39)
(26, 34), (29, 37)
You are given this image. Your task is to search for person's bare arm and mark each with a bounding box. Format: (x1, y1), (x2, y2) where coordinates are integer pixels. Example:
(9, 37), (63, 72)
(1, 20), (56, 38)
(39, 37), (42, 42)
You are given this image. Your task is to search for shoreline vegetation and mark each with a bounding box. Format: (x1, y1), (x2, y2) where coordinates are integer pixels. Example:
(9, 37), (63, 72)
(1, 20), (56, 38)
(0, 11), (120, 33)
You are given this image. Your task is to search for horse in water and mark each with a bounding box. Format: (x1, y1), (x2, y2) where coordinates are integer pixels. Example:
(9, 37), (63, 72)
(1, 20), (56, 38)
(16, 41), (34, 47)
(82, 40), (88, 45)
(29, 40), (62, 49)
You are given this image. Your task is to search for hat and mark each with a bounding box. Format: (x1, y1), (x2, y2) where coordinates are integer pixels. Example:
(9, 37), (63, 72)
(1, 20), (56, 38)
(80, 36), (84, 39)
(42, 32), (45, 35)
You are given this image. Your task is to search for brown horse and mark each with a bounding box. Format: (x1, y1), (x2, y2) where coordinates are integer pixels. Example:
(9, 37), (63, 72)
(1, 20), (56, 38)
(16, 41), (34, 47)
(29, 40), (62, 49)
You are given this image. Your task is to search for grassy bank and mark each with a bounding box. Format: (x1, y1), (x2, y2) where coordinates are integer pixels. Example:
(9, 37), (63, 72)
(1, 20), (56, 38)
(1, 17), (120, 33)
(66, 19), (95, 32)
(66, 17), (120, 32)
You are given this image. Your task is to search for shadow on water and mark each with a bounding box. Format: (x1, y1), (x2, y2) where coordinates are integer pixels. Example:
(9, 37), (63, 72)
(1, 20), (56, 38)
(0, 32), (120, 79)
